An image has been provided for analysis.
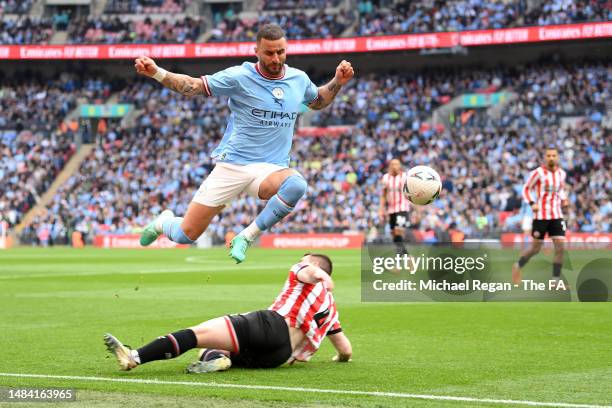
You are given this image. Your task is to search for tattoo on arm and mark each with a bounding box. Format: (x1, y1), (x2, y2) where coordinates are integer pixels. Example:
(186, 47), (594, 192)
(160, 72), (204, 97)
(309, 78), (342, 110)
(327, 81), (342, 95)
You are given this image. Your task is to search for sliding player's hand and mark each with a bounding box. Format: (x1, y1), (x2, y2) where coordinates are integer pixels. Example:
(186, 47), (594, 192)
(334, 60), (354, 86)
(332, 354), (352, 362)
(134, 55), (159, 78)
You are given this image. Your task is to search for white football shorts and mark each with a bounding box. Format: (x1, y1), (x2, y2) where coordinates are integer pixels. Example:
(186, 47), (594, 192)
(192, 162), (287, 207)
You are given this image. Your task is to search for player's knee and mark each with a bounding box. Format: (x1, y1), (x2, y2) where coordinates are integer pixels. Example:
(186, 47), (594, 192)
(278, 174), (307, 207)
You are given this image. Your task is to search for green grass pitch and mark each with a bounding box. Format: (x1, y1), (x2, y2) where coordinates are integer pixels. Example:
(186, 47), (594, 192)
(0, 247), (611, 407)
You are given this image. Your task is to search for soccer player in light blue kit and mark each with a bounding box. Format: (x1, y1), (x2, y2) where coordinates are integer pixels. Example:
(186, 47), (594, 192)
(134, 24), (354, 263)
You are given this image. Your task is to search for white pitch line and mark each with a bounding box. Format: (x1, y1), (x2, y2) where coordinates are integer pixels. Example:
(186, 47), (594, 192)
(0, 265), (273, 280)
(0, 373), (609, 408)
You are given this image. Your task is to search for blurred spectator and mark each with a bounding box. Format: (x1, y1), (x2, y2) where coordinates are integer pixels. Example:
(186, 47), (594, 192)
(0, 0), (34, 14)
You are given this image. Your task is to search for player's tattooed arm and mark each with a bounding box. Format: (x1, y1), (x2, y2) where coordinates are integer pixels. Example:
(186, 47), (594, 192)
(308, 79), (343, 110)
(161, 72), (205, 97)
(308, 60), (354, 110)
(134, 56), (204, 97)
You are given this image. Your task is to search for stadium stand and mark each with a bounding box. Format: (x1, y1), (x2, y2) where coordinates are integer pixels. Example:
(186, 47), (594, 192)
(0, 76), (112, 233)
(104, 0), (192, 14)
(2, 0), (610, 44)
(0, 17), (53, 45)
(208, 10), (353, 42)
(356, 0), (611, 36)
(66, 16), (202, 44)
(262, 0), (342, 10)
(0, 0), (34, 14)
(12, 61), (611, 245)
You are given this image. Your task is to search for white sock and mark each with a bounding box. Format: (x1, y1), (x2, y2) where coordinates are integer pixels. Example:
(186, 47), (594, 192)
(154, 217), (165, 233)
(154, 211), (176, 233)
(241, 222), (262, 241)
(131, 350), (141, 365)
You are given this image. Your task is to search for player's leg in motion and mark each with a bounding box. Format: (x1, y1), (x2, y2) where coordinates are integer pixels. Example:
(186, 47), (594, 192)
(551, 237), (564, 279)
(104, 317), (235, 372)
(140, 202), (223, 246)
(230, 169), (307, 263)
(393, 226), (408, 256)
(512, 239), (543, 284)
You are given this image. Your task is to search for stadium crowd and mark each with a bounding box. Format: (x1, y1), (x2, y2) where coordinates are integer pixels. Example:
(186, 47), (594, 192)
(0, 76), (112, 239)
(104, 0), (191, 14)
(12, 61), (610, 246)
(356, 0), (611, 36)
(261, 0), (341, 10)
(208, 9), (351, 42)
(0, 0), (33, 14)
(0, 17), (53, 45)
(66, 16), (202, 44)
(2, 0), (610, 45)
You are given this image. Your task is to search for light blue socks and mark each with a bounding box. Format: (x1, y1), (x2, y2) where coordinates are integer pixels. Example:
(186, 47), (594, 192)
(162, 217), (195, 244)
(254, 174), (308, 232)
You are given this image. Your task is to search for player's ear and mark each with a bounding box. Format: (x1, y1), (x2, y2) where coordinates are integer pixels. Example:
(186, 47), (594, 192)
(253, 45), (258, 55)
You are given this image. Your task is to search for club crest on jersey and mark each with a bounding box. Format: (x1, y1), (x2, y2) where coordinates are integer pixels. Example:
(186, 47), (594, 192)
(272, 87), (284, 99)
(272, 87), (284, 108)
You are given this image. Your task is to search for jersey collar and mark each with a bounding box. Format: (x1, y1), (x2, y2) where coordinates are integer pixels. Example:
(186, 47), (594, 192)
(255, 62), (285, 80)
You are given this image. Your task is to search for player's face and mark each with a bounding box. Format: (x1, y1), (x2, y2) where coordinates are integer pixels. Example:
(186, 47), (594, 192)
(389, 160), (401, 175)
(255, 38), (287, 76)
(545, 149), (558, 168)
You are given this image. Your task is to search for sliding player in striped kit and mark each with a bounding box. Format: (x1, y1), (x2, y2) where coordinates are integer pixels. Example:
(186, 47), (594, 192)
(135, 24), (354, 263)
(379, 159), (410, 255)
(104, 254), (352, 372)
(512, 147), (569, 284)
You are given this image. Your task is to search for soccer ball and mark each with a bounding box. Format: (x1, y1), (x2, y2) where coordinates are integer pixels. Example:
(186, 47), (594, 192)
(403, 165), (442, 206)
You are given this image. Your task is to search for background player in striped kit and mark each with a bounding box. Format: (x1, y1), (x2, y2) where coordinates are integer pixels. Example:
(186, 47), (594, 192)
(512, 147), (569, 284)
(104, 254), (352, 372)
(379, 159), (410, 255)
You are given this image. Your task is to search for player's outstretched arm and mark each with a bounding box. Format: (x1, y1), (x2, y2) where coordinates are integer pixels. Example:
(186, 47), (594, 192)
(328, 332), (352, 362)
(134, 55), (204, 97)
(308, 60), (354, 111)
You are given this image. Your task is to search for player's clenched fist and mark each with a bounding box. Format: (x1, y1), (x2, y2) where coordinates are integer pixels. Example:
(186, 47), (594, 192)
(134, 55), (159, 77)
(335, 60), (354, 85)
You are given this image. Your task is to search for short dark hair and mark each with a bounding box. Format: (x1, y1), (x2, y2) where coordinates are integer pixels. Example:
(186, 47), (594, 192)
(304, 253), (333, 276)
(256, 24), (286, 43)
(545, 146), (558, 152)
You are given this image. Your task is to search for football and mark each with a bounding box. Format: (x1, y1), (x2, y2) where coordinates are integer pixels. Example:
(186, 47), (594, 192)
(403, 165), (442, 205)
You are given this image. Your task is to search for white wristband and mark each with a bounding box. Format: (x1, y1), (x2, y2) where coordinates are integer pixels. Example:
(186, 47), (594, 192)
(152, 67), (167, 82)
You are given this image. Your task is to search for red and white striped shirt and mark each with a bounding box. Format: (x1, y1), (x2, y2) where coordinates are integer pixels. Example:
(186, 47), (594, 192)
(522, 166), (567, 220)
(382, 172), (410, 214)
(269, 263), (342, 362)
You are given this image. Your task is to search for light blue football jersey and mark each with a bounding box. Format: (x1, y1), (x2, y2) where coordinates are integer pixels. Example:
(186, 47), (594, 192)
(201, 62), (319, 167)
